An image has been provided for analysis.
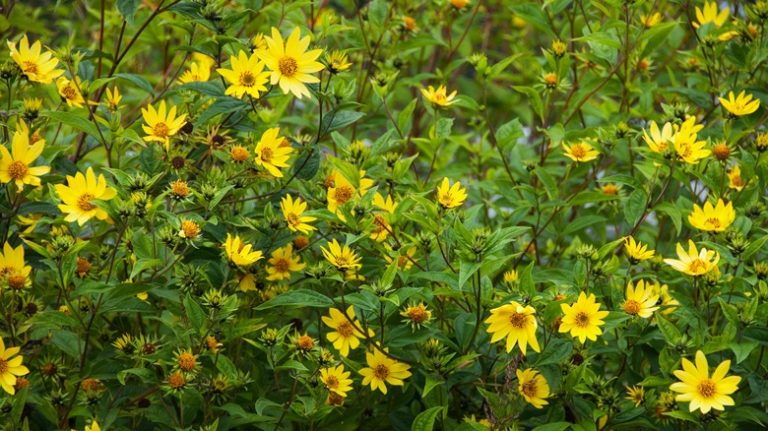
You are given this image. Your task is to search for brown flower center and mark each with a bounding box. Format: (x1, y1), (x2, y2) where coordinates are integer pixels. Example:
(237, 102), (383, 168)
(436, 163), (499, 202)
(688, 259), (707, 274)
(325, 375), (339, 388)
(570, 144), (587, 159)
(574, 311), (590, 328)
(260, 147), (273, 163)
(177, 352), (197, 371)
(336, 321), (354, 337)
(373, 364), (390, 380)
(333, 186), (354, 204)
(508, 311), (528, 329)
(697, 379), (716, 399)
(406, 306), (429, 323)
(7, 161), (28, 180)
(623, 299), (641, 315)
(153, 122), (170, 138)
(239, 71), (256, 87)
(8, 274), (26, 290)
(181, 220), (200, 238)
(273, 257), (291, 273)
(77, 193), (96, 212)
(286, 213), (300, 227)
(168, 371), (186, 389)
(62, 85), (78, 100)
(297, 335), (314, 350)
(0, 357), (8, 374)
(521, 378), (539, 397)
(22, 61), (39, 74)
(705, 218), (721, 229)
(278, 56), (298, 77)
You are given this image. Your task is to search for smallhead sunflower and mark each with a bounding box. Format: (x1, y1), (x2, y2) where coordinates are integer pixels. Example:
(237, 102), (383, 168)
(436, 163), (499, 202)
(622, 280), (660, 318)
(626, 385), (645, 407)
(179, 53), (214, 84)
(436, 177), (467, 209)
(727, 165), (745, 191)
(563, 141), (599, 162)
(694, 1), (729, 28)
(719, 91), (760, 117)
(670, 350), (740, 414)
(55, 167), (117, 226)
(642, 120), (674, 154)
(359, 348), (411, 394)
(688, 198), (735, 232)
(0, 242), (31, 290)
(326, 169), (374, 220)
(420, 85), (457, 107)
(0, 120), (50, 190)
(320, 365), (353, 397)
(7, 34), (63, 84)
(141, 100), (187, 151)
(0, 336), (30, 395)
(321, 239), (362, 270)
(280, 194), (316, 234)
(266, 244), (305, 281)
(254, 127), (293, 177)
(624, 236), (654, 263)
(673, 116), (710, 164)
(256, 27), (325, 99)
(216, 50), (270, 99)
(56, 76), (87, 107)
(664, 240), (719, 276)
(223, 233), (263, 267)
(559, 292), (609, 343)
(516, 368), (550, 409)
(322, 306), (370, 357)
(485, 301), (540, 355)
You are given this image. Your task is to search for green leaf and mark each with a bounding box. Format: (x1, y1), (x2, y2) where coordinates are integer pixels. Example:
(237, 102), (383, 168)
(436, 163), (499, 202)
(293, 148), (320, 180)
(435, 117), (453, 139)
(411, 406), (444, 431)
(655, 314), (682, 344)
(256, 289), (334, 310)
(116, 73), (154, 94)
(495, 118), (523, 152)
(624, 188), (648, 226)
(41, 110), (100, 137)
(117, 0), (141, 23)
(183, 294), (207, 332)
(422, 375), (445, 398)
(321, 110), (365, 135)
(532, 423), (571, 431)
(534, 167), (558, 200)
(744, 233), (768, 260)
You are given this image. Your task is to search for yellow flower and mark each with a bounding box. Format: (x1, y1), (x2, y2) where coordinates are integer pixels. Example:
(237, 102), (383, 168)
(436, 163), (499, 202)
(325, 169), (375, 220)
(266, 244), (305, 281)
(688, 198), (735, 232)
(400, 302), (432, 328)
(626, 385), (645, 407)
(85, 420), (101, 431)
(370, 193), (397, 242)
(105, 86), (122, 110)
(281, 194), (316, 234)
(179, 53), (214, 84)
(563, 141), (599, 162)
(727, 165), (745, 191)
(451, 0), (471, 10)
(436, 177), (467, 209)
(359, 348), (411, 394)
(383, 246), (417, 271)
(320, 365), (354, 397)
(642, 120), (674, 154)
(719, 91), (760, 117)
(649, 281), (679, 315)
(624, 236), (655, 263)
(663, 240), (719, 276)
(223, 233), (263, 267)
(7, 34), (63, 84)
(0, 336), (30, 395)
(321, 239), (361, 270)
(373, 192), (397, 214)
(56, 76), (86, 108)
(673, 117), (710, 164)
(558, 292), (609, 343)
(485, 301), (540, 354)
(256, 27), (325, 99)
(0, 242), (31, 290)
(694, 1), (729, 28)
(516, 368), (550, 409)
(640, 12), (662, 28)
(420, 85), (457, 107)
(178, 220), (201, 240)
(254, 127), (293, 177)
(216, 50), (269, 99)
(503, 269), (519, 284)
(622, 280), (660, 318)
(326, 50), (351, 73)
(251, 33), (267, 52)
(55, 167), (117, 226)
(670, 350), (740, 414)
(0, 120), (50, 189)
(141, 100), (187, 151)
(322, 306), (370, 357)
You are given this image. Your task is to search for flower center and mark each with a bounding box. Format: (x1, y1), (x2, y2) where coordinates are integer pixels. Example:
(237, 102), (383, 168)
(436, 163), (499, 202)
(178, 352), (196, 371)
(574, 311), (590, 328)
(77, 193), (96, 212)
(336, 321), (354, 338)
(286, 213), (300, 227)
(705, 218), (721, 229)
(273, 258), (291, 273)
(570, 145), (587, 159)
(22, 61), (38, 74)
(239, 71), (256, 87)
(688, 259), (707, 274)
(521, 378), (538, 397)
(278, 56), (299, 77)
(407, 306), (429, 323)
(333, 186), (354, 204)
(508, 311), (528, 329)
(153, 122), (170, 138)
(623, 299), (641, 315)
(325, 375), (339, 388)
(0, 358), (8, 375)
(7, 160), (28, 180)
(8, 274), (26, 290)
(697, 379), (716, 399)
(373, 364), (390, 380)
(62, 85), (78, 100)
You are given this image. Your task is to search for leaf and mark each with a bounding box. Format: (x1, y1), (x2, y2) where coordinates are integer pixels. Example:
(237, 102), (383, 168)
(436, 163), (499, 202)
(743, 233), (768, 260)
(183, 294), (206, 332)
(534, 167), (558, 200)
(321, 110), (365, 135)
(255, 289), (334, 310)
(435, 117), (453, 139)
(532, 423), (571, 431)
(655, 314), (682, 344)
(293, 148), (320, 180)
(41, 110), (100, 137)
(116, 0), (141, 24)
(116, 73), (154, 94)
(411, 406), (444, 431)
(624, 188), (648, 226)
(495, 118), (523, 152)
(422, 375), (444, 398)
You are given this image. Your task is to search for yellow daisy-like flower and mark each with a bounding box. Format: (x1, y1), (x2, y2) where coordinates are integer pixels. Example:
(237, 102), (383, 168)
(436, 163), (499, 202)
(400, 302), (432, 329)
(516, 368), (550, 409)
(640, 12), (662, 28)
(256, 27), (325, 99)
(642, 120), (674, 154)
(436, 177), (467, 209)
(54, 167), (117, 226)
(325, 169), (374, 220)
(141, 100), (187, 151)
(0, 242), (31, 290)
(0, 120), (50, 189)
(719, 91), (760, 117)
(223, 233), (263, 267)
(179, 53), (214, 84)
(370, 193), (397, 242)
(563, 141), (599, 163)
(320, 365), (354, 397)
(266, 244), (305, 281)
(322, 306), (370, 357)
(727, 165), (745, 191)
(0, 336), (30, 395)
(105, 86), (122, 110)
(649, 280), (680, 315)
(624, 236), (655, 263)
(672, 116), (709, 164)
(85, 420), (101, 431)
(663, 240), (719, 276)
(216, 50), (270, 99)
(281, 194), (316, 234)
(626, 385), (645, 407)
(359, 348), (411, 394)
(420, 85), (457, 107)
(670, 350), (741, 414)
(56, 76), (86, 108)
(503, 269), (519, 284)
(254, 127), (293, 178)
(688, 198), (735, 232)
(694, 1), (729, 28)
(321, 239), (362, 270)
(485, 301), (540, 355)
(326, 50), (351, 74)
(7, 34), (63, 84)
(558, 292), (609, 343)
(622, 280), (660, 318)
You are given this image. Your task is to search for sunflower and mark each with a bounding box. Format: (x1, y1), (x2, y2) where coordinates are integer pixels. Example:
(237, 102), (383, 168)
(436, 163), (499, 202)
(563, 141), (599, 163)
(54, 167), (117, 226)
(322, 306), (370, 357)
(7, 34), (63, 84)
(421, 85), (457, 107)
(179, 53), (214, 84)
(256, 27), (325, 99)
(321, 239), (362, 270)
(216, 50), (270, 99)
(266, 244), (305, 281)
(694, 1), (729, 28)
(320, 365), (354, 397)
(622, 280), (660, 318)
(141, 100), (187, 151)
(0, 242), (31, 290)
(223, 233), (263, 267)
(626, 385), (645, 407)
(326, 169), (374, 221)
(673, 117), (710, 164)
(56, 76), (86, 108)
(516, 368), (550, 409)
(485, 301), (540, 355)
(0, 337), (30, 395)
(400, 302), (432, 329)
(688, 198), (735, 232)
(558, 292), (609, 343)
(719, 91), (760, 117)
(624, 236), (655, 263)
(370, 192), (397, 241)
(326, 50), (351, 74)
(436, 177), (467, 209)
(254, 127), (293, 177)
(642, 120), (674, 154)
(670, 350), (740, 414)
(664, 240), (719, 276)
(281, 194), (316, 234)
(359, 348), (411, 394)
(0, 120), (50, 190)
